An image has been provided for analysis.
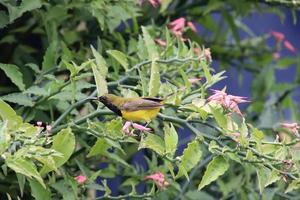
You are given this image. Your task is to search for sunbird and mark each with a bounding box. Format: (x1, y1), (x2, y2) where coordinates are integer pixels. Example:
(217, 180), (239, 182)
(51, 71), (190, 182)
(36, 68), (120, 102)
(98, 94), (164, 122)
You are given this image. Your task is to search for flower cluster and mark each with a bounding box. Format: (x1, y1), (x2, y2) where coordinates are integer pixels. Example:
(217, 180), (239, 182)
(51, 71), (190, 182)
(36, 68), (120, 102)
(280, 122), (300, 137)
(144, 172), (169, 190)
(207, 89), (249, 116)
(122, 121), (151, 136)
(168, 17), (197, 37)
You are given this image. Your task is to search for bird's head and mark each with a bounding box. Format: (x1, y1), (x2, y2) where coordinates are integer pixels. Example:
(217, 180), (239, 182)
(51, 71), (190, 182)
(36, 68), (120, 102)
(98, 93), (118, 105)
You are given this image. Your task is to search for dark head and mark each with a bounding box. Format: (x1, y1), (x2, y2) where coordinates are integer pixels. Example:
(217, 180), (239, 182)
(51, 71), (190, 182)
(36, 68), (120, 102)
(98, 94), (122, 116)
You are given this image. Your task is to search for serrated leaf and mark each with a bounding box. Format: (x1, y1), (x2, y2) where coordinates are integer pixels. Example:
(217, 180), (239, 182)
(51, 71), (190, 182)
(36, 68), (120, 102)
(91, 62), (108, 97)
(265, 170), (280, 187)
(29, 179), (51, 200)
(107, 50), (128, 71)
(285, 179), (300, 193)
(6, 157), (45, 188)
(198, 156), (229, 190)
(24, 86), (48, 96)
(1, 93), (33, 107)
(0, 99), (21, 122)
(142, 26), (158, 60)
(164, 123), (178, 157)
(148, 61), (160, 97)
(91, 45), (108, 76)
(40, 128), (75, 175)
(0, 63), (25, 91)
(139, 134), (165, 155)
(42, 41), (58, 70)
(256, 165), (270, 194)
(177, 140), (202, 179)
(87, 138), (110, 157)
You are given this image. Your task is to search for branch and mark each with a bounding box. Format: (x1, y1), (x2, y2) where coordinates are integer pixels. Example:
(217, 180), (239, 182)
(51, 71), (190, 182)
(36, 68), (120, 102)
(95, 193), (153, 200)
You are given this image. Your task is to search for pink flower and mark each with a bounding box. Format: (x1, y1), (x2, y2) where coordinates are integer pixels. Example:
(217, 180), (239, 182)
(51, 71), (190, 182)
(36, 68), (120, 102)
(155, 39), (167, 47)
(37, 121), (42, 127)
(208, 89), (250, 116)
(187, 21), (197, 32)
(283, 40), (296, 53)
(168, 18), (186, 36)
(270, 31), (285, 42)
(194, 47), (200, 55)
(273, 52), (280, 60)
(148, 0), (161, 7)
(280, 122), (300, 136)
(122, 121), (151, 136)
(75, 175), (87, 184)
(145, 172), (169, 190)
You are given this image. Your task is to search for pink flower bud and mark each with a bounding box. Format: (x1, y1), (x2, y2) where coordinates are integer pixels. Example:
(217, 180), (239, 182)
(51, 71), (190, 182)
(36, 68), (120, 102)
(283, 40), (296, 53)
(155, 39), (167, 47)
(37, 121), (42, 127)
(187, 21), (197, 32)
(270, 31), (285, 42)
(272, 52), (280, 60)
(132, 123), (151, 132)
(75, 175), (87, 184)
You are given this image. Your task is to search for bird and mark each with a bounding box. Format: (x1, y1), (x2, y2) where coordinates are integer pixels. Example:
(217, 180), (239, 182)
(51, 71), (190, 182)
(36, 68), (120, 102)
(97, 93), (164, 122)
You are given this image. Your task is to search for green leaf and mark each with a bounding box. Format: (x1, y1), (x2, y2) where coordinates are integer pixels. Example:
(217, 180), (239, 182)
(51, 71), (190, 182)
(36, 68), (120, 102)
(1, 93), (34, 107)
(6, 157), (45, 188)
(210, 106), (227, 129)
(164, 123), (178, 157)
(256, 165), (270, 194)
(91, 62), (108, 97)
(285, 179), (300, 193)
(148, 61), (160, 97)
(0, 63), (25, 91)
(265, 170), (280, 187)
(142, 26), (159, 60)
(91, 45), (108, 76)
(177, 140), (202, 179)
(40, 128), (75, 175)
(42, 41), (58, 70)
(106, 50), (128, 71)
(0, 99), (22, 129)
(202, 61), (212, 83)
(29, 179), (51, 200)
(16, 173), (26, 197)
(87, 138), (110, 157)
(24, 86), (48, 96)
(139, 134), (165, 155)
(198, 156), (229, 190)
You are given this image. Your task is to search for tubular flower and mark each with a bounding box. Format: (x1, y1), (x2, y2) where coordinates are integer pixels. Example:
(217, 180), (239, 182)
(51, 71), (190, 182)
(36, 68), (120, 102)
(75, 175), (87, 185)
(280, 122), (300, 137)
(283, 40), (296, 53)
(270, 31), (285, 42)
(208, 89), (250, 116)
(122, 121), (151, 135)
(148, 0), (161, 7)
(145, 172), (169, 190)
(168, 18), (197, 37)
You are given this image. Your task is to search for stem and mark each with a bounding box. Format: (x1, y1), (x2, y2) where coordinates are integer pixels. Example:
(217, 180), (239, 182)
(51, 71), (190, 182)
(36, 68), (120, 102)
(129, 56), (204, 72)
(94, 193), (153, 200)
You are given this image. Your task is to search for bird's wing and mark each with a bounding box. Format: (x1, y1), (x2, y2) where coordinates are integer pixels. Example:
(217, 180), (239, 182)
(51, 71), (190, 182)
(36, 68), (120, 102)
(121, 98), (163, 111)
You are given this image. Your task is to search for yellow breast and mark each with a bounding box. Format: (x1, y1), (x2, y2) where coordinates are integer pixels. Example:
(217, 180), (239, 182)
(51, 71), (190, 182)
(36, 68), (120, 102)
(121, 108), (161, 122)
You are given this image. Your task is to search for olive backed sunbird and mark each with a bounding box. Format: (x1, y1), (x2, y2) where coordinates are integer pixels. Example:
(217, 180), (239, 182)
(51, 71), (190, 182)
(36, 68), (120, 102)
(97, 93), (164, 122)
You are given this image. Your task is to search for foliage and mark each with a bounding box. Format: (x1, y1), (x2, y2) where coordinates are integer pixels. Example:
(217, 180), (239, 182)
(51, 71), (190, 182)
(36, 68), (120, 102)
(0, 0), (300, 199)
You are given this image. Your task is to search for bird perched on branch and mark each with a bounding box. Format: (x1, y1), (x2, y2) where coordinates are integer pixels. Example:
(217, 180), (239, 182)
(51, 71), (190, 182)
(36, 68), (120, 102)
(97, 93), (164, 122)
